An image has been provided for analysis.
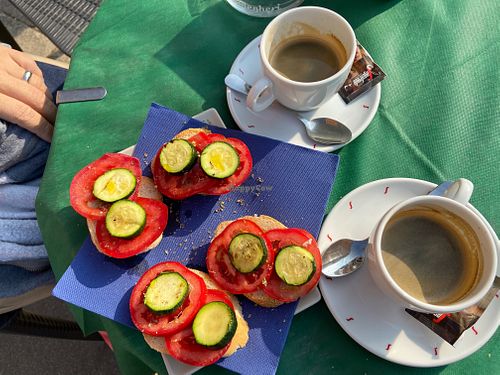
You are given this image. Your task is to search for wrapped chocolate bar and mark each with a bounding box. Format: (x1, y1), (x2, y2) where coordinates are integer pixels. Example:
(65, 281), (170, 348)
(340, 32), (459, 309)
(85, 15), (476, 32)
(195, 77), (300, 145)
(339, 42), (386, 104)
(405, 287), (499, 345)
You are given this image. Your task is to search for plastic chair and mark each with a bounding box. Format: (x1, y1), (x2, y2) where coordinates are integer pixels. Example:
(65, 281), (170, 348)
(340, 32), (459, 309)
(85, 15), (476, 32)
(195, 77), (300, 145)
(0, 306), (102, 340)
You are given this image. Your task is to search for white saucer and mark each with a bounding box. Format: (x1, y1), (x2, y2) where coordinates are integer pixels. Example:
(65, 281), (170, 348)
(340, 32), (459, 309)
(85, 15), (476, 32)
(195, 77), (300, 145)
(318, 178), (500, 367)
(226, 36), (381, 152)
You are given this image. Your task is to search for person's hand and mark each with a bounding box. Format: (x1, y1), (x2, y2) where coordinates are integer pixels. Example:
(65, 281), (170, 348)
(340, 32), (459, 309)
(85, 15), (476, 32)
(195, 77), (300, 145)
(0, 45), (57, 142)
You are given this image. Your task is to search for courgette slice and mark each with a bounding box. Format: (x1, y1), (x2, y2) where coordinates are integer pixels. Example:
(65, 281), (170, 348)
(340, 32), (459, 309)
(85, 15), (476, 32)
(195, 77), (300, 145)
(229, 233), (267, 273)
(93, 168), (136, 202)
(200, 141), (239, 179)
(159, 139), (197, 174)
(105, 200), (146, 238)
(144, 272), (189, 314)
(275, 246), (316, 286)
(193, 301), (237, 348)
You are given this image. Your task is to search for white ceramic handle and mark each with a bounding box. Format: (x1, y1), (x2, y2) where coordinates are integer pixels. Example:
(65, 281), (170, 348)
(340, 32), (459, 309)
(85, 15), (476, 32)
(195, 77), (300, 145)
(225, 74), (249, 95)
(444, 178), (474, 205)
(246, 77), (275, 112)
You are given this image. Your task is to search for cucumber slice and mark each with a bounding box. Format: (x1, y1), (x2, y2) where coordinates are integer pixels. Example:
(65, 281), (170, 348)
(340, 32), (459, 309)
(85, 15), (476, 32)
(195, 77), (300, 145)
(93, 168), (137, 202)
(193, 301), (237, 348)
(105, 200), (146, 238)
(229, 233), (267, 273)
(160, 139), (197, 174)
(144, 272), (189, 314)
(200, 141), (239, 179)
(275, 246), (316, 286)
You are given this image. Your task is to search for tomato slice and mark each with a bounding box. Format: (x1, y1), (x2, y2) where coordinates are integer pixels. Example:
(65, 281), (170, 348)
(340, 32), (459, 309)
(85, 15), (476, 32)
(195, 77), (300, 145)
(261, 228), (322, 302)
(130, 262), (206, 336)
(204, 133), (227, 144)
(152, 132), (252, 200)
(95, 197), (168, 258)
(202, 137), (253, 195)
(206, 219), (273, 294)
(152, 152), (218, 200)
(70, 153), (142, 220)
(151, 132), (218, 200)
(165, 289), (234, 366)
(179, 131), (213, 151)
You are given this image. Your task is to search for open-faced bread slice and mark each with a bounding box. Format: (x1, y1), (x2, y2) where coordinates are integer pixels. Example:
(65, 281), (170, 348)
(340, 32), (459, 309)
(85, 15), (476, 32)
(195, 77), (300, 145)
(152, 127), (253, 200)
(213, 215), (287, 308)
(143, 269), (249, 357)
(87, 176), (163, 255)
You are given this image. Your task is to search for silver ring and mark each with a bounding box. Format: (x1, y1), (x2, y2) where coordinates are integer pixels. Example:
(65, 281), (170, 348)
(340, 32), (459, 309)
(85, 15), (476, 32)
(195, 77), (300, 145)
(22, 70), (32, 82)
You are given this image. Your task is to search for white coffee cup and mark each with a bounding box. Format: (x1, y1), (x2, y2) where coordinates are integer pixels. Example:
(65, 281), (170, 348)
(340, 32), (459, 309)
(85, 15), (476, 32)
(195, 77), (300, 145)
(247, 6), (356, 112)
(367, 187), (498, 314)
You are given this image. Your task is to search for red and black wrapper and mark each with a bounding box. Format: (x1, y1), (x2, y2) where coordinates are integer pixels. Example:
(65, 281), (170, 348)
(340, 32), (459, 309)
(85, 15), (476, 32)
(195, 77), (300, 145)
(339, 42), (386, 104)
(405, 287), (499, 345)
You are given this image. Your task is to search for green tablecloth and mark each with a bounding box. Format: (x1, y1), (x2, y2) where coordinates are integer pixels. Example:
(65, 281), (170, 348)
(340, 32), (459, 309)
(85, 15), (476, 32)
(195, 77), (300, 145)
(36, 0), (499, 374)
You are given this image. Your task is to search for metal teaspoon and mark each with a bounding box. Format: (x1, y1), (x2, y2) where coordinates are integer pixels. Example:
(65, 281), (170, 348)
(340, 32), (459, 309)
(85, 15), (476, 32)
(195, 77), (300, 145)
(225, 74), (352, 145)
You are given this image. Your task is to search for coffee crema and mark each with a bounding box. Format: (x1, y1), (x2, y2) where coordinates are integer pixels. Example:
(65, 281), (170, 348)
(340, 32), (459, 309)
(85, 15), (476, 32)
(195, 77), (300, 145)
(269, 35), (347, 83)
(381, 206), (483, 305)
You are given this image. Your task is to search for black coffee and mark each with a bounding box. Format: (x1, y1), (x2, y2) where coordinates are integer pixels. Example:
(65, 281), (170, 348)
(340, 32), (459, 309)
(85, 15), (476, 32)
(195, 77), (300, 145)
(269, 35), (347, 82)
(381, 207), (482, 305)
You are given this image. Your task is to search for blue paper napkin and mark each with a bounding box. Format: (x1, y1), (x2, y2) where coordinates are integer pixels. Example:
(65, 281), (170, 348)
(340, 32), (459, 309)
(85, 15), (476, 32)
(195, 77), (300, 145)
(53, 104), (340, 375)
